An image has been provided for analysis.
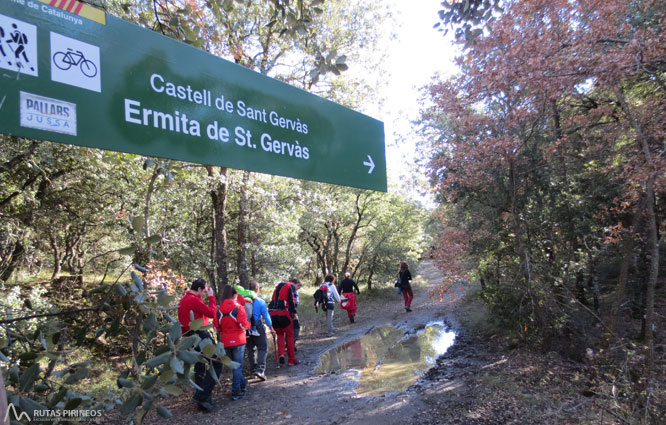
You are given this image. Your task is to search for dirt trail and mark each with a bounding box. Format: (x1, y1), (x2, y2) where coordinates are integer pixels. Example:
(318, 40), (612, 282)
(145, 261), (462, 425)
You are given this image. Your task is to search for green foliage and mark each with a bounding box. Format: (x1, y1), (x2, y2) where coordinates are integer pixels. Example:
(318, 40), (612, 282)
(1, 263), (234, 423)
(435, 0), (502, 45)
(296, 182), (426, 287)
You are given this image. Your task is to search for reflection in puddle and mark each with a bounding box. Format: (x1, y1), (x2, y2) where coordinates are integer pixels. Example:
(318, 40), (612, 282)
(315, 322), (455, 396)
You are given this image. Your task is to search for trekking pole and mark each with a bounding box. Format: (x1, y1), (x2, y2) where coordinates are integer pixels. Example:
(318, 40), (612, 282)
(272, 333), (280, 369)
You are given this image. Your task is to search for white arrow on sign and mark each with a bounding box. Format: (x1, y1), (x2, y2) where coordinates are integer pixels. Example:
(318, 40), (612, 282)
(363, 155), (375, 174)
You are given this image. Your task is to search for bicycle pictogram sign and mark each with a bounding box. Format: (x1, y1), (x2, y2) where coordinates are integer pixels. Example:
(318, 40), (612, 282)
(50, 32), (101, 93)
(53, 47), (98, 77)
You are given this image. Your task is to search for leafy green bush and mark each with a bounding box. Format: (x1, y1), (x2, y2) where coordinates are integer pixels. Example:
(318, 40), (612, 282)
(1, 265), (236, 423)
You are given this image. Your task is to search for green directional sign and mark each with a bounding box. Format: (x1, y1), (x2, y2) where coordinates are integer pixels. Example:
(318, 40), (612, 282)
(0, 0), (386, 191)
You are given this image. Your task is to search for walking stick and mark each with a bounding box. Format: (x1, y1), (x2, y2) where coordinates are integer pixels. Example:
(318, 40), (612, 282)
(272, 333), (280, 368)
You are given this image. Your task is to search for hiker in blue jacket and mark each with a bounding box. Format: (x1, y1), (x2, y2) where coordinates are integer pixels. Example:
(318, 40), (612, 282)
(246, 281), (276, 381)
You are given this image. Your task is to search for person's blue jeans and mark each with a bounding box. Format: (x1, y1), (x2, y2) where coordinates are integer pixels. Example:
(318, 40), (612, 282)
(226, 344), (246, 392)
(326, 307), (335, 334)
(293, 318), (300, 341)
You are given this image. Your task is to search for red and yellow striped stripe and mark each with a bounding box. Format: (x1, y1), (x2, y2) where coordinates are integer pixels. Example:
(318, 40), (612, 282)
(38, 0), (106, 25)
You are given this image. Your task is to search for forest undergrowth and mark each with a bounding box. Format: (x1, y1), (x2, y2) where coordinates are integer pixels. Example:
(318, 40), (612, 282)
(427, 283), (666, 425)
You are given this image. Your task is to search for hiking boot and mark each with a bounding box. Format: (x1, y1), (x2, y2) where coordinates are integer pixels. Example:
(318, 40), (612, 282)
(405, 307), (412, 312)
(255, 371), (267, 381)
(196, 400), (215, 411)
(288, 359), (300, 366)
(231, 391), (244, 401)
(350, 315), (355, 323)
(279, 356), (285, 365)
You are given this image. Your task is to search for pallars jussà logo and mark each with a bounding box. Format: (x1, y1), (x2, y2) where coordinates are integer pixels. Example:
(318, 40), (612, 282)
(20, 91), (77, 136)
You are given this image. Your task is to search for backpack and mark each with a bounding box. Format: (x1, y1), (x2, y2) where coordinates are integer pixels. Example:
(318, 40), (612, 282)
(313, 288), (325, 310)
(267, 298), (286, 311)
(313, 284), (333, 311)
(217, 306), (243, 328)
(268, 282), (289, 312)
(268, 282), (292, 328)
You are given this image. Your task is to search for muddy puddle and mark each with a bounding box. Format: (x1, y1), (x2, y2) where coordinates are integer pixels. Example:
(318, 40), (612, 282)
(315, 322), (456, 396)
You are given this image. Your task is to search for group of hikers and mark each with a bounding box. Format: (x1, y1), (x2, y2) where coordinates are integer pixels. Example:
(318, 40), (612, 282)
(176, 262), (413, 411)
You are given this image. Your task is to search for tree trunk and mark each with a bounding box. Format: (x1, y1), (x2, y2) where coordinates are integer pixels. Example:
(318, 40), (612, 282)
(64, 228), (83, 274)
(321, 228), (332, 277)
(250, 243), (258, 279)
(144, 166), (161, 239)
(207, 166), (229, 294)
(324, 222), (339, 276)
(354, 242), (369, 282)
(366, 253), (379, 291)
(0, 241), (25, 282)
(208, 211), (216, 291)
(236, 171), (250, 287)
(509, 158), (538, 325)
(332, 228), (340, 277)
(643, 174), (659, 374)
(303, 229), (328, 278)
(249, 193), (258, 278)
(49, 232), (62, 280)
(321, 243), (329, 277)
(615, 86), (660, 379)
(608, 210), (640, 339)
(341, 193), (365, 278)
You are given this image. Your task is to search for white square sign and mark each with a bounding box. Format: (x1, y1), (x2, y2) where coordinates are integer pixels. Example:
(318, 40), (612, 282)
(20, 91), (77, 136)
(0, 14), (38, 76)
(50, 32), (101, 93)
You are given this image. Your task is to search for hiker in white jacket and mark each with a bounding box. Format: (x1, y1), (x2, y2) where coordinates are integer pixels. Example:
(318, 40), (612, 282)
(322, 274), (341, 336)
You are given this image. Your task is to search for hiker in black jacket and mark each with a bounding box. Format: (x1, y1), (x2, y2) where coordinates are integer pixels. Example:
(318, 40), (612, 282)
(398, 262), (413, 312)
(339, 272), (360, 323)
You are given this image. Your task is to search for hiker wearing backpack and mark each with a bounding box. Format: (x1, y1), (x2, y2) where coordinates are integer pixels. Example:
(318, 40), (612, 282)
(288, 278), (302, 351)
(216, 285), (251, 400)
(321, 274), (341, 336)
(177, 278), (221, 411)
(246, 281), (275, 381)
(339, 272), (361, 323)
(397, 261), (414, 312)
(8, 23), (29, 65)
(268, 281), (300, 366)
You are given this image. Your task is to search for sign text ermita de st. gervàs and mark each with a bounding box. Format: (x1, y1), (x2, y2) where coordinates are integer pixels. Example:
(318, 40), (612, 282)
(0, 0), (386, 192)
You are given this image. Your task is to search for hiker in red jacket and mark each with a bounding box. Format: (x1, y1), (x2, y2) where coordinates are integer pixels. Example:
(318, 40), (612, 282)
(269, 281), (300, 366)
(216, 285), (251, 400)
(177, 278), (221, 411)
